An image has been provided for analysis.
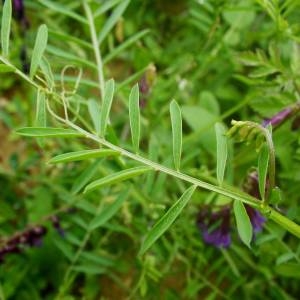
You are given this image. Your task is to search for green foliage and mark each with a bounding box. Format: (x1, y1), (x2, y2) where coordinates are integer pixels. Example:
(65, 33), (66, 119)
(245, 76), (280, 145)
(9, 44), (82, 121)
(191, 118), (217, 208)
(139, 185), (196, 255)
(29, 24), (48, 79)
(1, 0), (300, 299)
(233, 200), (253, 248)
(129, 83), (141, 153)
(215, 122), (228, 185)
(1, 0), (11, 57)
(170, 99), (182, 170)
(100, 79), (115, 137)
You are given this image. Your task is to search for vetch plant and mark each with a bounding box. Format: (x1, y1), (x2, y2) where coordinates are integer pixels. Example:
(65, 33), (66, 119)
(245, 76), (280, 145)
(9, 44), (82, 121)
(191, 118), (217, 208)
(1, 0), (299, 244)
(1, 0), (300, 253)
(1, 0), (300, 298)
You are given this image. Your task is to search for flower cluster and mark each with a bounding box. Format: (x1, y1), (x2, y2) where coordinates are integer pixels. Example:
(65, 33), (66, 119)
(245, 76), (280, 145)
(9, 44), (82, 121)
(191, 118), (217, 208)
(0, 214), (65, 263)
(0, 226), (47, 262)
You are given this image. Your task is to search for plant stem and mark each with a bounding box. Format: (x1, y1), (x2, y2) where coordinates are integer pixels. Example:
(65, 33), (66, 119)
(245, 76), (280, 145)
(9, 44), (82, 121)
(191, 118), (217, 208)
(82, 0), (105, 100)
(61, 120), (300, 239)
(269, 209), (300, 238)
(65, 120), (262, 207)
(0, 56), (40, 89)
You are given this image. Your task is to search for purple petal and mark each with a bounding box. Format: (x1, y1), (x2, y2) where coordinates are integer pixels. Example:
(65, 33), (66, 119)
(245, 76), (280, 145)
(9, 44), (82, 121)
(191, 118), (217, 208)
(245, 205), (265, 232)
(197, 206), (231, 248)
(262, 107), (293, 128)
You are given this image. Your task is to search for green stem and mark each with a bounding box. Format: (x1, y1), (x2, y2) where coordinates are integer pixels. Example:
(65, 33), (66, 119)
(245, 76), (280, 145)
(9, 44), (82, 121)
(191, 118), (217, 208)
(269, 209), (300, 238)
(0, 56), (40, 89)
(82, 0), (105, 100)
(65, 120), (262, 208)
(63, 120), (300, 239)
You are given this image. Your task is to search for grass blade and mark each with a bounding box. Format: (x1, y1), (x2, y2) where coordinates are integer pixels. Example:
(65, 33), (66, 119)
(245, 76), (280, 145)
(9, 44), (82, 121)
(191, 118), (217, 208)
(233, 200), (253, 248)
(97, 0), (130, 44)
(49, 149), (119, 164)
(1, 0), (12, 57)
(30, 24), (48, 79)
(215, 122), (228, 185)
(89, 189), (130, 230)
(139, 185), (196, 255)
(84, 166), (151, 194)
(100, 79), (115, 136)
(258, 144), (269, 200)
(16, 127), (83, 138)
(129, 84), (140, 153)
(170, 100), (182, 170)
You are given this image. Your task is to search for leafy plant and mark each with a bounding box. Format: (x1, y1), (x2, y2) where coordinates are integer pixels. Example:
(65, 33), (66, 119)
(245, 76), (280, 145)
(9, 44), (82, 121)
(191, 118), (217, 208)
(1, 0), (300, 299)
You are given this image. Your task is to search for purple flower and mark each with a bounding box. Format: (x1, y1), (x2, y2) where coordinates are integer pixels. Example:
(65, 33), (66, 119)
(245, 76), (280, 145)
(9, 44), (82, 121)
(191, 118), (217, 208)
(245, 205), (265, 232)
(262, 107), (293, 128)
(13, 0), (25, 21)
(197, 206), (231, 248)
(197, 203), (265, 248)
(262, 102), (300, 128)
(51, 215), (65, 237)
(12, 0), (29, 30)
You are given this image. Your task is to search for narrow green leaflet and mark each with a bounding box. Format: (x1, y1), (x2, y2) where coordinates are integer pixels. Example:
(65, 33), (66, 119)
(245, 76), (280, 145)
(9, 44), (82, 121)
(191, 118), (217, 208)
(40, 57), (54, 89)
(139, 185), (196, 256)
(258, 143), (269, 200)
(103, 29), (149, 63)
(233, 200), (253, 248)
(34, 90), (47, 147)
(30, 24), (48, 78)
(89, 189), (130, 230)
(1, 0), (12, 57)
(49, 149), (119, 164)
(71, 159), (102, 194)
(16, 127), (83, 138)
(0, 64), (15, 73)
(71, 265), (106, 275)
(275, 263), (300, 279)
(249, 66), (278, 78)
(35, 90), (47, 127)
(84, 166), (152, 193)
(39, 0), (88, 24)
(100, 79), (115, 136)
(98, 0), (130, 44)
(129, 84), (140, 153)
(94, 0), (122, 17)
(170, 100), (182, 170)
(88, 99), (101, 134)
(215, 122), (228, 185)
